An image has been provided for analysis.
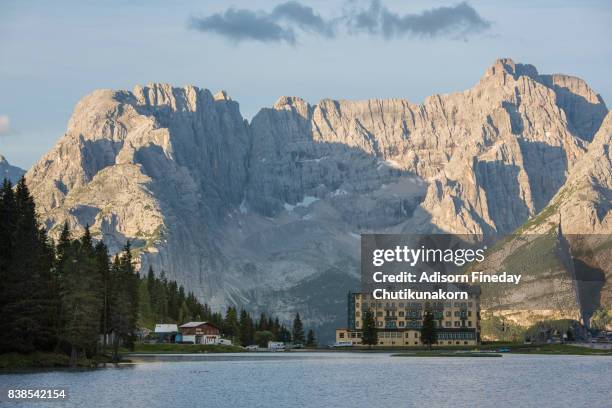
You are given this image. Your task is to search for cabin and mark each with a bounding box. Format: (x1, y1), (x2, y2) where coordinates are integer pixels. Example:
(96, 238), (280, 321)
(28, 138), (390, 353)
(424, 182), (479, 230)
(154, 324), (179, 343)
(179, 322), (221, 344)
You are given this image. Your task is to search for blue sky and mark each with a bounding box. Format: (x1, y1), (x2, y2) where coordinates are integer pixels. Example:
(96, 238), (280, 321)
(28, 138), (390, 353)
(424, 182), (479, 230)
(1, 0), (611, 168)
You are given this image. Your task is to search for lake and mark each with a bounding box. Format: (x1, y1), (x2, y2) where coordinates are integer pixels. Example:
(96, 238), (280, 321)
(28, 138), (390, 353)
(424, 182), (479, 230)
(1, 352), (611, 407)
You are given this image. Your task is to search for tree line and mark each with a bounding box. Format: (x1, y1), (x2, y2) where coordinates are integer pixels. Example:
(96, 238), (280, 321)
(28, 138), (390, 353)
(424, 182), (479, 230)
(140, 266), (316, 347)
(0, 177), (317, 366)
(0, 178), (138, 364)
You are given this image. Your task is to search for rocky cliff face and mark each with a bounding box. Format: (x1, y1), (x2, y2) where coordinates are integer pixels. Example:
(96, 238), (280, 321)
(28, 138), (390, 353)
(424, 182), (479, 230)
(25, 59), (610, 335)
(0, 155), (25, 184)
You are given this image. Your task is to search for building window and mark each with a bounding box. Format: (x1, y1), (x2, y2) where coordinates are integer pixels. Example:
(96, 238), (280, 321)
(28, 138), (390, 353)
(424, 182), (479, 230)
(399, 311), (404, 317)
(468, 321), (472, 327)
(445, 321), (451, 327)
(339, 333), (345, 338)
(446, 311), (451, 317)
(414, 332), (419, 338)
(356, 311), (361, 317)
(356, 321), (360, 327)
(454, 321), (460, 327)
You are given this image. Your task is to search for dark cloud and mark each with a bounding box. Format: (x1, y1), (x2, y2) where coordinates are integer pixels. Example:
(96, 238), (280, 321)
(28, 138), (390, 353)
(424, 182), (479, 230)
(272, 1), (335, 37)
(189, 8), (297, 44)
(349, 1), (491, 38)
(189, 1), (490, 44)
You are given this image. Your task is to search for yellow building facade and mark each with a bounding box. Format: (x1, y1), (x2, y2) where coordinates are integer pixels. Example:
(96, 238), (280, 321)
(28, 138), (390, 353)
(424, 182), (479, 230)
(336, 291), (481, 347)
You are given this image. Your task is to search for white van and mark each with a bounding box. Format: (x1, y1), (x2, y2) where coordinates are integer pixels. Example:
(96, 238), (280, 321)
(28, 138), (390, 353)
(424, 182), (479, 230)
(268, 341), (285, 351)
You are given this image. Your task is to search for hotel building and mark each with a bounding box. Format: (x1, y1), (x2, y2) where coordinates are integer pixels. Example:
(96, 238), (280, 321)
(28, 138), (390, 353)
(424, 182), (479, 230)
(336, 289), (481, 347)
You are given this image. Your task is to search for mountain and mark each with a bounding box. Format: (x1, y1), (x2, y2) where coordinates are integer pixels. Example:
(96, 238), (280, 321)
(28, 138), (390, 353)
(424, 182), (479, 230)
(474, 111), (611, 330)
(24, 59), (610, 337)
(0, 155), (25, 184)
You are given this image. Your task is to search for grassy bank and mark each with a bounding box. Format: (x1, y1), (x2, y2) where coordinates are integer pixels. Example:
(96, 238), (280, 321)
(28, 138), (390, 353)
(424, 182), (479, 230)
(392, 352), (501, 357)
(322, 343), (612, 356)
(131, 343), (244, 354)
(0, 352), (120, 372)
(496, 344), (612, 356)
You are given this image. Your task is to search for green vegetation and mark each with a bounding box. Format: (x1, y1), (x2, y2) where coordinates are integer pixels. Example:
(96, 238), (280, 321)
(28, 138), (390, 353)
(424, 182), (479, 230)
(590, 308), (611, 331)
(292, 313), (305, 344)
(523, 319), (578, 342)
(0, 177), (138, 367)
(0, 352), (124, 371)
(131, 343), (244, 354)
(306, 329), (317, 347)
(254, 330), (275, 348)
(480, 314), (526, 342)
(361, 309), (377, 346)
(138, 266), (213, 330)
(392, 352), (502, 357)
(420, 310), (437, 349)
(488, 344), (612, 356)
(0, 177), (312, 370)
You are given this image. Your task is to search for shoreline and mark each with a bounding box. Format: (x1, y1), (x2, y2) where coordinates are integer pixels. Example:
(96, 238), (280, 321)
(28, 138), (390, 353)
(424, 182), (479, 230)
(3, 343), (611, 372)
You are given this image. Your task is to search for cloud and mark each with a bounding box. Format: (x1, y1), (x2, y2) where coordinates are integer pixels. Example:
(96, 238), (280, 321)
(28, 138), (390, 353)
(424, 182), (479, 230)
(189, 8), (297, 44)
(348, 1), (491, 38)
(189, 1), (490, 44)
(271, 1), (335, 38)
(0, 115), (11, 137)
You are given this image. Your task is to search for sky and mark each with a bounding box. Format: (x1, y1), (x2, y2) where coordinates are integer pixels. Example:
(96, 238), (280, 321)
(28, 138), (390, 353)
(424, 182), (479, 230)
(0, 0), (611, 169)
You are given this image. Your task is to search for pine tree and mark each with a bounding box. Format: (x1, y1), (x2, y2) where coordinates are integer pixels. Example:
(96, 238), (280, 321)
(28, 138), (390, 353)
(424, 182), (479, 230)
(94, 241), (111, 353)
(223, 307), (240, 340)
(0, 179), (16, 353)
(306, 329), (317, 348)
(3, 178), (56, 353)
(361, 309), (377, 347)
(239, 309), (254, 346)
(138, 278), (154, 327)
(108, 242), (139, 361)
(272, 318), (281, 340)
(178, 301), (191, 324)
(292, 313), (305, 344)
(58, 225), (103, 365)
(421, 310), (437, 349)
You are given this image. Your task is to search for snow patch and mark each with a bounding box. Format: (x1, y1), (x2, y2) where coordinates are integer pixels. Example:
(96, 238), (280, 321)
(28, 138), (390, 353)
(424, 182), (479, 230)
(239, 197), (248, 214)
(284, 195), (320, 212)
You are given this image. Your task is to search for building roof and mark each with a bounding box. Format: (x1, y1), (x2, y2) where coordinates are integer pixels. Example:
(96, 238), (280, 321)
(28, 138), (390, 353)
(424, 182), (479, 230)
(154, 324), (178, 333)
(179, 321), (209, 328)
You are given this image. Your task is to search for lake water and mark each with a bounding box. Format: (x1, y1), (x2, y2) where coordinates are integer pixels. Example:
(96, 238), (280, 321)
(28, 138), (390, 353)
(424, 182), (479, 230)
(1, 352), (611, 408)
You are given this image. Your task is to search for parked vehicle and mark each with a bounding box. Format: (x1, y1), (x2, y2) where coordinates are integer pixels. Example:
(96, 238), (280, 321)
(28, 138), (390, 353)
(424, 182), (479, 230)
(330, 341), (353, 348)
(268, 341), (285, 351)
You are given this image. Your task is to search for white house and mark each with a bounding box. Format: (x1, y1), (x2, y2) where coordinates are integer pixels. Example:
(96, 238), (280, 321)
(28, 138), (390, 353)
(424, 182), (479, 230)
(154, 324), (178, 334)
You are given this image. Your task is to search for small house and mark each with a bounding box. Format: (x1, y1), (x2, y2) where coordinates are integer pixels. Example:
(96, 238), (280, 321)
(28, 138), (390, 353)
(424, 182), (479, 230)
(154, 323), (179, 343)
(179, 322), (221, 345)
